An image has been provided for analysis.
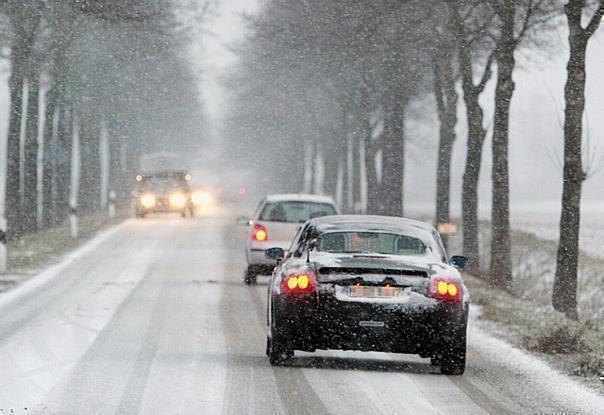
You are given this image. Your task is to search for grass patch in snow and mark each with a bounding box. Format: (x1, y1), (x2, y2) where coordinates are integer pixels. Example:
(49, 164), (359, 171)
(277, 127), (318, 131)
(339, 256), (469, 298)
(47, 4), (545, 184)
(444, 221), (604, 326)
(1, 210), (127, 292)
(465, 274), (604, 378)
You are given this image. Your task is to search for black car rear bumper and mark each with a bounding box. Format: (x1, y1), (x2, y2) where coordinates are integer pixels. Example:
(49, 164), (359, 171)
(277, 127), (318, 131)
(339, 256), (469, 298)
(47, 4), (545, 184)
(272, 295), (467, 355)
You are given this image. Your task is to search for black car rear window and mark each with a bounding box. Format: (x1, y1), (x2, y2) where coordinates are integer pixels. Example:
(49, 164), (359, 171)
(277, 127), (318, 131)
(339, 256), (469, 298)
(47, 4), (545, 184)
(318, 231), (427, 256)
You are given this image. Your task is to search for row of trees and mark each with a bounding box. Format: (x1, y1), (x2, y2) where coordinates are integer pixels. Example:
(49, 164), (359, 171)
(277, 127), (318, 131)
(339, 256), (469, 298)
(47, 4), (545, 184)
(1, 0), (206, 237)
(226, 0), (603, 320)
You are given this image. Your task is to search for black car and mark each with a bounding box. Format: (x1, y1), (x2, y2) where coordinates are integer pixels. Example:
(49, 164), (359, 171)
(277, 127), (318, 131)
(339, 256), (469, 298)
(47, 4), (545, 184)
(133, 171), (194, 218)
(265, 215), (470, 375)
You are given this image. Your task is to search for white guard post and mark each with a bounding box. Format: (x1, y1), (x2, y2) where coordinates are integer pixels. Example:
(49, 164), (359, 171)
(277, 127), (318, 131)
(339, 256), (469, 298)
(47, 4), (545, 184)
(69, 206), (78, 239)
(108, 190), (116, 219)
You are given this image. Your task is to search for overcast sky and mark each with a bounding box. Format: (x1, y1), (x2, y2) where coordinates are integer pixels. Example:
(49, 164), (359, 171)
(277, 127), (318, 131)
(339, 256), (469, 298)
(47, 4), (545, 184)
(193, 0), (258, 139)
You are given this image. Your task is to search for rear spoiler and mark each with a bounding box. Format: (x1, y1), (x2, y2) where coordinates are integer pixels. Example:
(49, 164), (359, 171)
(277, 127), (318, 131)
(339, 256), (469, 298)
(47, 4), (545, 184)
(318, 267), (428, 278)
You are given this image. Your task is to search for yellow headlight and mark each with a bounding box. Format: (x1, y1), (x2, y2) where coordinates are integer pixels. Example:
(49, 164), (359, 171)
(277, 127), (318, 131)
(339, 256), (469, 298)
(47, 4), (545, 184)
(140, 193), (156, 209)
(192, 190), (213, 206)
(169, 192), (187, 209)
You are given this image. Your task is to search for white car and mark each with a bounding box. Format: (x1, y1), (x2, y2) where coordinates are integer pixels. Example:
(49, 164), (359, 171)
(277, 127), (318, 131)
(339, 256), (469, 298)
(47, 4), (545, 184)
(239, 194), (339, 284)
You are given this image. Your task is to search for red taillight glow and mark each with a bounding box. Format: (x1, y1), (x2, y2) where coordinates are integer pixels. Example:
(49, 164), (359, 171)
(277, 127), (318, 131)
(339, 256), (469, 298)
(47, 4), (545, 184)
(252, 224), (268, 241)
(282, 272), (316, 295)
(429, 278), (462, 302)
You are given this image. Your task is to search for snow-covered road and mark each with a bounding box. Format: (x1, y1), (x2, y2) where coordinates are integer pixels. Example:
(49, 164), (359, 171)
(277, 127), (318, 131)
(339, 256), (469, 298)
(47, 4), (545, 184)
(0, 210), (602, 414)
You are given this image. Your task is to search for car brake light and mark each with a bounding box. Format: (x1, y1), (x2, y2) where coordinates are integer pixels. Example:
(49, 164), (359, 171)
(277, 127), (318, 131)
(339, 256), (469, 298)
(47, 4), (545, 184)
(252, 224), (268, 241)
(282, 272), (316, 295)
(429, 278), (462, 302)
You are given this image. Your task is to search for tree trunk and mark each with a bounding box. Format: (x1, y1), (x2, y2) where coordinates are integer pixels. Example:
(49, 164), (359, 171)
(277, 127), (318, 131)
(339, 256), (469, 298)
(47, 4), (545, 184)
(490, 0), (515, 289)
(433, 49), (458, 230)
(23, 72), (41, 233)
(322, 131), (342, 199)
(41, 7), (74, 227)
(553, 0), (602, 320)
(345, 116), (355, 213)
(452, 4), (492, 275)
(79, 115), (102, 212)
(351, 117), (361, 213)
(108, 117), (125, 205)
(380, 88), (405, 216)
(42, 86), (61, 227)
(5, 3), (43, 236)
(365, 142), (379, 214)
(55, 104), (73, 222)
(361, 86), (379, 214)
(6, 43), (26, 237)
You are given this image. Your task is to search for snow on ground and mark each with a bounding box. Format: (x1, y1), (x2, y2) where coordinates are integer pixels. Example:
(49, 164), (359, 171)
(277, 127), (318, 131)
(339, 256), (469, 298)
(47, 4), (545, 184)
(467, 309), (604, 414)
(0, 211), (602, 413)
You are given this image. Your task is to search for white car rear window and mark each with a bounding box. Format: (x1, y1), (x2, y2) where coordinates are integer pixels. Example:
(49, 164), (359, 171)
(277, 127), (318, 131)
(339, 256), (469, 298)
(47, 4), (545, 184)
(259, 202), (336, 223)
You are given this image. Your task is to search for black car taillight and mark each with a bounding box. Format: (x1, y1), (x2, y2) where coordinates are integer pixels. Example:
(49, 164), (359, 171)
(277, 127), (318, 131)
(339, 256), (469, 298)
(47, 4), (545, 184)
(281, 271), (317, 295)
(429, 277), (462, 302)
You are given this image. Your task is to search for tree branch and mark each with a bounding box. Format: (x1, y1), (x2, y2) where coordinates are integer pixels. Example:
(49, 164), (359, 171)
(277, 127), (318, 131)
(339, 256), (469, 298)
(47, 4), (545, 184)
(432, 57), (446, 116)
(465, 10), (497, 48)
(476, 51), (495, 93)
(514, 0), (537, 47)
(584, 1), (604, 38)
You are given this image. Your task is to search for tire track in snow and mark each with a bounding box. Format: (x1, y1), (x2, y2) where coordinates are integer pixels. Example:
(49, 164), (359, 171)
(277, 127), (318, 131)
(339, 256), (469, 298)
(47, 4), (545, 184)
(220, 215), (329, 414)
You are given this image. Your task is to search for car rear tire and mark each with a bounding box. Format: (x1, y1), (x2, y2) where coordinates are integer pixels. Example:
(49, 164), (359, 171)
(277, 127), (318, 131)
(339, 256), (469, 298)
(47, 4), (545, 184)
(439, 334), (466, 375)
(267, 333), (293, 366)
(244, 266), (257, 285)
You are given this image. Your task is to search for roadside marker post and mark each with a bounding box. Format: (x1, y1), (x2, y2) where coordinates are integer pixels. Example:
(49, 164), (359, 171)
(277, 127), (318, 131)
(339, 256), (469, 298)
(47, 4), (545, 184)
(69, 206), (78, 239)
(108, 190), (116, 219)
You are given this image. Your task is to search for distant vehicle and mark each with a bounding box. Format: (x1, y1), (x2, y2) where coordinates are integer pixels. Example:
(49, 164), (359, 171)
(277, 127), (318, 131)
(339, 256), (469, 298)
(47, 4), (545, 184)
(238, 194), (339, 284)
(132, 171), (194, 218)
(264, 215), (470, 375)
(191, 187), (215, 211)
(214, 184), (248, 203)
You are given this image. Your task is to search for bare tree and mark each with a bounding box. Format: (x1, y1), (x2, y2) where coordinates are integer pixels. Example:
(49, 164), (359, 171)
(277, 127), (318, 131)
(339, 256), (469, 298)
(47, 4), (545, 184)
(4, 0), (43, 236)
(450, 2), (496, 274)
(553, 0), (603, 320)
(431, 6), (458, 237)
(490, 0), (555, 289)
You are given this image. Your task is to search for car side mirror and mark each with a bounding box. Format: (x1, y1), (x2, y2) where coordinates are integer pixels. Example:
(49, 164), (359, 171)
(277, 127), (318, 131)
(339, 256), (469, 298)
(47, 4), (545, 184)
(265, 247), (285, 260)
(236, 216), (252, 226)
(450, 255), (470, 270)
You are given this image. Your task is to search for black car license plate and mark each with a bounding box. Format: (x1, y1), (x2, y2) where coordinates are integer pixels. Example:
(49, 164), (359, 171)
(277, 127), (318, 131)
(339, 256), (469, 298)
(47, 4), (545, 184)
(349, 285), (400, 298)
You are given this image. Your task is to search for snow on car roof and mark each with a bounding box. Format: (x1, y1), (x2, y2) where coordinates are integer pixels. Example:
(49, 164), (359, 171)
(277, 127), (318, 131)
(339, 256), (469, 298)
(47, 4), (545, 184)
(309, 215), (436, 234)
(264, 193), (336, 204)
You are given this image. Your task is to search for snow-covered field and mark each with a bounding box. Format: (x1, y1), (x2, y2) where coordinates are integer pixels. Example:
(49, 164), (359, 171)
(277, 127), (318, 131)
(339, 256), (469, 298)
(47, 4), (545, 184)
(511, 202), (604, 261)
(409, 202), (604, 325)
(507, 206), (604, 325)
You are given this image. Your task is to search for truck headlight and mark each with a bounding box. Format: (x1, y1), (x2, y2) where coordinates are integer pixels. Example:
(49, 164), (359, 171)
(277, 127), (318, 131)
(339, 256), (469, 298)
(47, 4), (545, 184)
(140, 193), (156, 209)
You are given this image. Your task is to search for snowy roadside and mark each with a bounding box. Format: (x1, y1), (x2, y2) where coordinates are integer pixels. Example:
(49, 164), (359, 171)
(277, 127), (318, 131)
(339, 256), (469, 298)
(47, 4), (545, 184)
(465, 310), (604, 413)
(0, 211), (127, 294)
(430, 218), (604, 393)
(465, 274), (604, 394)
